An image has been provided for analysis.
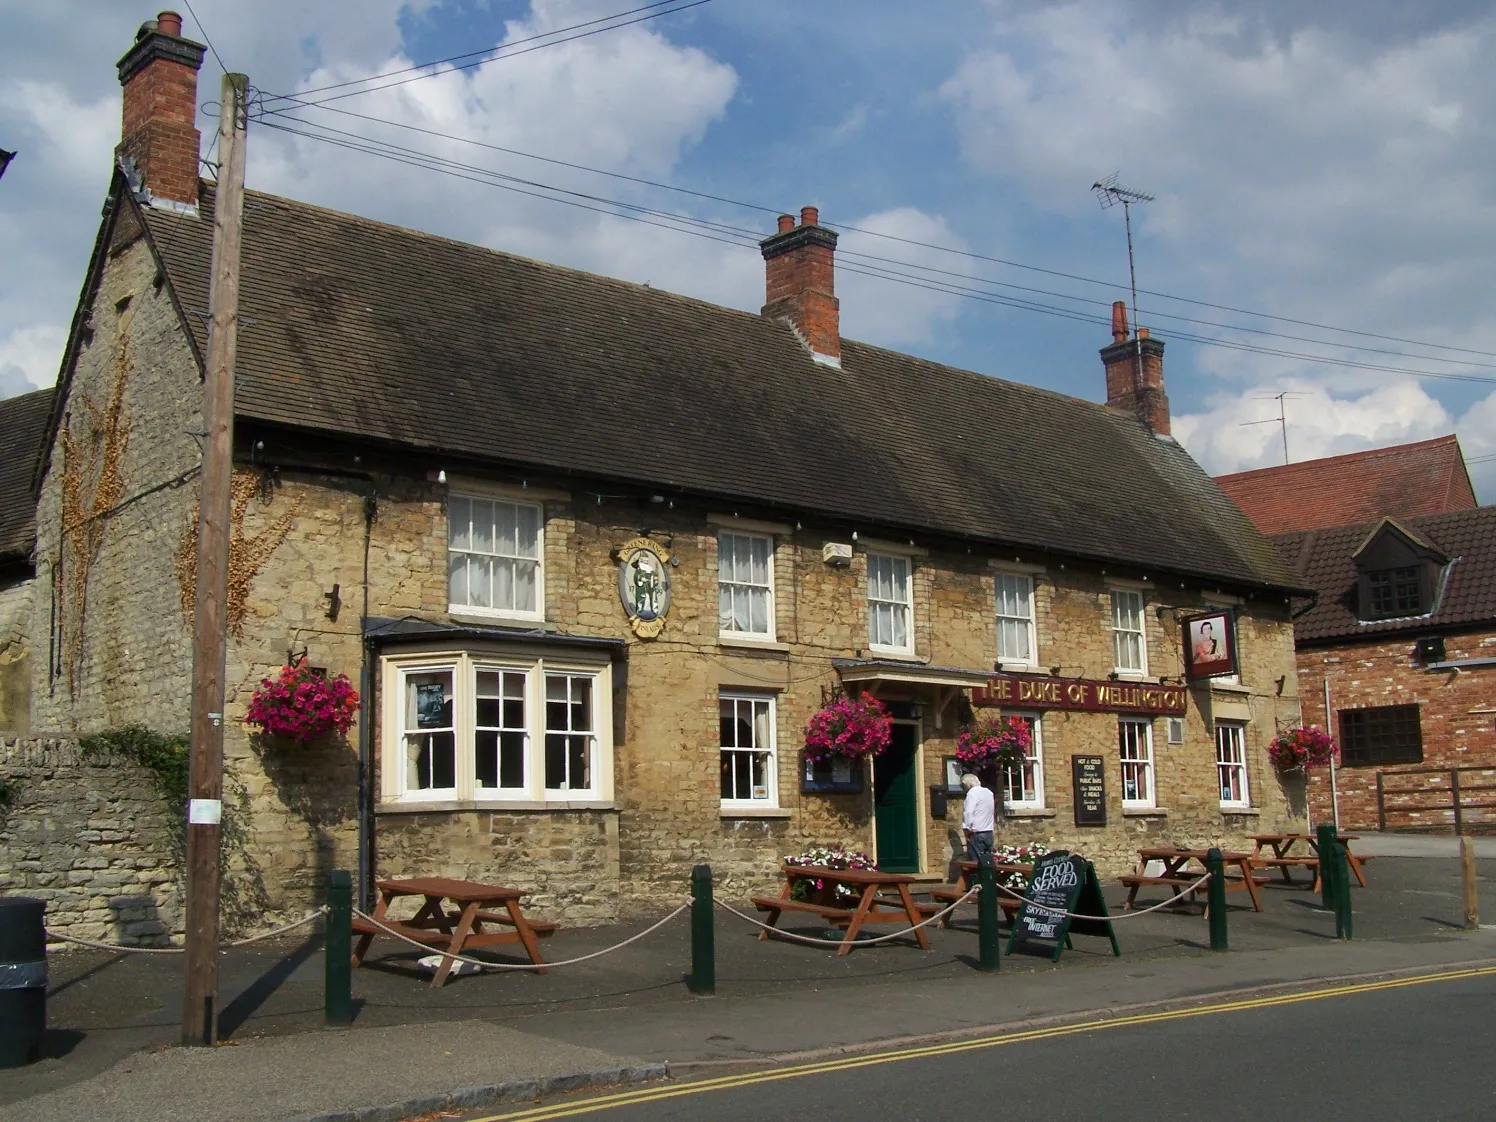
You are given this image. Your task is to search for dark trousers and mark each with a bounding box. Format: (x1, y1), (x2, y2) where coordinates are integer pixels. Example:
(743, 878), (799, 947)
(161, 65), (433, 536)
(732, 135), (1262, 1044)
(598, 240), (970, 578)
(966, 830), (994, 864)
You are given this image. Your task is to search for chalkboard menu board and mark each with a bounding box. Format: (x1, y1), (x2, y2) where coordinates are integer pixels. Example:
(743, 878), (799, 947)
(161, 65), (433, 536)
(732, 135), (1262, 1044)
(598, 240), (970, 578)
(1071, 755), (1107, 826)
(1007, 850), (1120, 962)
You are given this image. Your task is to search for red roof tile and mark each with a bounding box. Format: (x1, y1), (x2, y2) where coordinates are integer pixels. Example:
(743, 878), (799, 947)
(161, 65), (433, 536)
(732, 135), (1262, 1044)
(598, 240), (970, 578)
(1215, 435), (1478, 534)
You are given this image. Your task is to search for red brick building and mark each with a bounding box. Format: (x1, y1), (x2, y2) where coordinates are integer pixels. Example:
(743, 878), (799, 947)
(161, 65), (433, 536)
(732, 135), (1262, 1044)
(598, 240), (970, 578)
(1220, 439), (1494, 832)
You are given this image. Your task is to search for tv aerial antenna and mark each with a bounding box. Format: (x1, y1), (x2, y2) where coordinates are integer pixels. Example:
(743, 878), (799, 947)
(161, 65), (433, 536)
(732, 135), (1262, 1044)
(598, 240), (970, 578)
(1239, 390), (1311, 464)
(1092, 174), (1155, 393)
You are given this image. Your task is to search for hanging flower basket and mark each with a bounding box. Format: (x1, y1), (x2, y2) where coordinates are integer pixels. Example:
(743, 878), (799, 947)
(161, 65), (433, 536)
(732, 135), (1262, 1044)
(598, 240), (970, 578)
(804, 693), (892, 764)
(784, 846), (875, 904)
(955, 715), (1031, 773)
(245, 660), (361, 744)
(1268, 726), (1337, 772)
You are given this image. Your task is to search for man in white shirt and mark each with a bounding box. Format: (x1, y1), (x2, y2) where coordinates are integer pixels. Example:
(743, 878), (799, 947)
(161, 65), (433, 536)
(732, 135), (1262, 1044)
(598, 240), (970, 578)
(961, 773), (995, 864)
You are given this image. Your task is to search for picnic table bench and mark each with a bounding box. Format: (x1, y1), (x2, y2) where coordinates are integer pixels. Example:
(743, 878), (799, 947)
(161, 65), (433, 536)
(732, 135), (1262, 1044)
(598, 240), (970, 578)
(1120, 848), (1266, 914)
(1249, 834), (1375, 892)
(752, 865), (935, 956)
(929, 860), (1034, 926)
(351, 876), (557, 987)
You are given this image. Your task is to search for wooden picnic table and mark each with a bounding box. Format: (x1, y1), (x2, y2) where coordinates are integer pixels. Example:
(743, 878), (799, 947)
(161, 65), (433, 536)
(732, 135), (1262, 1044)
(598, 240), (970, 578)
(351, 876), (558, 987)
(1249, 833), (1374, 892)
(930, 861), (1034, 927)
(1120, 848), (1265, 914)
(751, 865), (934, 956)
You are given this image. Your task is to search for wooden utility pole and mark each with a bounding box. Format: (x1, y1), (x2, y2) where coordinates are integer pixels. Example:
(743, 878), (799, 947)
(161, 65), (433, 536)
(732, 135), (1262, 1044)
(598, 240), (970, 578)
(182, 71), (248, 1048)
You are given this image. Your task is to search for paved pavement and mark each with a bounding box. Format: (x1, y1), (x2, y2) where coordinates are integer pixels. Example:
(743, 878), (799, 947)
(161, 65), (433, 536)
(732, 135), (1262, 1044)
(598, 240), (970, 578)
(3, 854), (1492, 1122)
(1349, 831), (1496, 858)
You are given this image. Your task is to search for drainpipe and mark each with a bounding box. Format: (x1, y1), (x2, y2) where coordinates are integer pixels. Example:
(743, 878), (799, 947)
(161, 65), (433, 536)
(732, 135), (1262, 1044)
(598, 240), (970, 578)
(356, 494), (376, 911)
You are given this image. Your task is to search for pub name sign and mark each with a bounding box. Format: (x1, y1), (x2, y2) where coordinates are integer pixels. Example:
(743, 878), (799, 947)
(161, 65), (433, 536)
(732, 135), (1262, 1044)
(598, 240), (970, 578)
(973, 673), (1187, 716)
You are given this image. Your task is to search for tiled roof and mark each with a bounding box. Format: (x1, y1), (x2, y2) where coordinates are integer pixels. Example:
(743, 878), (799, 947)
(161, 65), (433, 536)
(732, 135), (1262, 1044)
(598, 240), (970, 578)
(0, 387), (55, 562)
(1215, 435), (1478, 535)
(1274, 506), (1496, 643)
(130, 179), (1299, 592)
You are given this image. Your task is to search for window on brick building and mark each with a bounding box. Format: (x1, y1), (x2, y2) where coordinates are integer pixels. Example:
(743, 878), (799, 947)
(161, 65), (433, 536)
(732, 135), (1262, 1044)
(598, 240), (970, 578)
(995, 572), (1036, 666)
(867, 553), (914, 654)
(1367, 567), (1422, 618)
(448, 495), (544, 619)
(1339, 704), (1423, 767)
(720, 693), (777, 808)
(1215, 722), (1250, 808)
(383, 652), (613, 804)
(1119, 718), (1155, 808)
(1111, 589), (1148, 676)
(1002, 713), (1045, 809)
(718, 532), (775, 640)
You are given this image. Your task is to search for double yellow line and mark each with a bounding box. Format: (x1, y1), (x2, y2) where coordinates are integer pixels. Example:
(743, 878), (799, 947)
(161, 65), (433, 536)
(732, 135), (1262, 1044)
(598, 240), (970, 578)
(473, 965), (1496, 1120)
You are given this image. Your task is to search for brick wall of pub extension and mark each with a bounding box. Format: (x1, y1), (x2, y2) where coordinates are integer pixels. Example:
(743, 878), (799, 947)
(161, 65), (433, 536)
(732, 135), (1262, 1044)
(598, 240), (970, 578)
(1300, 630), (1496, 833)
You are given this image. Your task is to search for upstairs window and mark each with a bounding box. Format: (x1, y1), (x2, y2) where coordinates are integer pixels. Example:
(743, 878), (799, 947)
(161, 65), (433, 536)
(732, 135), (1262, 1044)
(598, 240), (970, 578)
(867, 553), (913, 654)
(1368, 567), (1422, 618)
(1111, 589), (1148, 675)
(448, 495), (543, 618)
(995, 573), (1036, 666)
(1339, 704), (1423, 767)
(718, 532), (775, 640)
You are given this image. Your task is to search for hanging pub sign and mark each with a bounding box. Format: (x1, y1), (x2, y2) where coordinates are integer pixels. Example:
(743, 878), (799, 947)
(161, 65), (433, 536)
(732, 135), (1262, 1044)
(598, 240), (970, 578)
(973, 673), (1186, 716)
(1006, 850), (1120, 963)
(1071, 755), (1107, 826)
(615, 537), (673, 639)
(1181, 608), (1239, 680)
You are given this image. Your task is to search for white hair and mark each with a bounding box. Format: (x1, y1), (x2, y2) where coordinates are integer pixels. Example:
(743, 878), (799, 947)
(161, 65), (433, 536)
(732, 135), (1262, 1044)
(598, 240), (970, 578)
(960, 773), (980, 790)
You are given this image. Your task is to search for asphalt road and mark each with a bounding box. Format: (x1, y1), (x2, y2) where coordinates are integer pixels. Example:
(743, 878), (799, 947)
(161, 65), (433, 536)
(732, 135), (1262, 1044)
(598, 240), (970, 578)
(470, 967), (1496, 1122)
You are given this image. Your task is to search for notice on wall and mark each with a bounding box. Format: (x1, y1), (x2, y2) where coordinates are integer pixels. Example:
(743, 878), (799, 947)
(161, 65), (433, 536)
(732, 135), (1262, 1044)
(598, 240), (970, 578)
(1071, 755), (1107, 827)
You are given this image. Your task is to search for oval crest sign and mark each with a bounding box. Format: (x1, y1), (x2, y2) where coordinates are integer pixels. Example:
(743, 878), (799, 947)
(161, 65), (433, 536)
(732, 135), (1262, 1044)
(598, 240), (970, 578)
(616, 537), (672, 638)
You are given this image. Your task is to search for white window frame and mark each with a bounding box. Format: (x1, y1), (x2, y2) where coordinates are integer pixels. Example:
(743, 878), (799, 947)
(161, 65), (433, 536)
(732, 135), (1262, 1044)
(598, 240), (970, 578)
(542, 670), (601, 801)
(381, 648), (613, 807)
(396, 663), (460, 799)
(1001, 712), (1045, 810)
(1215, 722), (1250, 809)
(1119, 718), (1156, 809)
(719, 692), (778, 809)
(995, 571), (1037, 667)
(473, 663), (532, 797)
(718, 531), (776, 642)
(867, 552), (914, 655)
(447, 493), (545, 622)
(1111, 588), (1148, 677)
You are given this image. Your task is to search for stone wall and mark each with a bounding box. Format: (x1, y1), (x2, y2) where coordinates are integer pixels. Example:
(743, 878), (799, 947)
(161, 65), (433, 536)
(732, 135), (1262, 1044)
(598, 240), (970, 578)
(1301, 629), (1496, 832)
(0, 576), (33, 733)
(0, 735), (180, 943)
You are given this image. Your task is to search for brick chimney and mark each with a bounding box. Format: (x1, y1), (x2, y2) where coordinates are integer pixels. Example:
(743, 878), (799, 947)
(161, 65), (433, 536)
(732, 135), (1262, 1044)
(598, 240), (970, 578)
(1100, 300), (1170, 435)
(760, 205), (840, 366)
(116, 11), (206, 212)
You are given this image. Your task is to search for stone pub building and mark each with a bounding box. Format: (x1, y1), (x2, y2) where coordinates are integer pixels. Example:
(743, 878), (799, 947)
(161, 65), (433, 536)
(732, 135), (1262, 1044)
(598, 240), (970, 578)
(1, 13), (1308, 936)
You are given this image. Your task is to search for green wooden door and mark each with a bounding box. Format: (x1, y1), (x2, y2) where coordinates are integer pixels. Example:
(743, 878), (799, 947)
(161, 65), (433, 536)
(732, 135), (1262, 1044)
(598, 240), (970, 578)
(874, 722), (921, 872)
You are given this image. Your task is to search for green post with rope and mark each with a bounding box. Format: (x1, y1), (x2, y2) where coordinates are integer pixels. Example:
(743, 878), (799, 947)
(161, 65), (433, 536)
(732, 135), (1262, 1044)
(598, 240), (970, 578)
(689, 864), (715, 996)
(977, 857), (1000, 971)
(325, 870), (352, 1024)
(1316, 823), (1339, 912)
(1205, 847), (1228, 952)
(1334, 840), (1354, 940)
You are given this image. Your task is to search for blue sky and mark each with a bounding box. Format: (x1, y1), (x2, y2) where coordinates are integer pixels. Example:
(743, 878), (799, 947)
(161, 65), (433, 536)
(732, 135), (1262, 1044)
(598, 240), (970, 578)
(3, 0), (1495, 497)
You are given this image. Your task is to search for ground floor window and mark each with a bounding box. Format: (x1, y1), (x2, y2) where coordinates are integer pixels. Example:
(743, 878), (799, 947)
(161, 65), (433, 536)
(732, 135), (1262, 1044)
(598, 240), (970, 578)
(720, 693), (777, 807)
(1002, 713), (1045, 809)
(382, 649), (613, 804)
(1215, 721), (1250, 808)
(1119, 718), (1155, 808)
(1339, 704), (1423, 767)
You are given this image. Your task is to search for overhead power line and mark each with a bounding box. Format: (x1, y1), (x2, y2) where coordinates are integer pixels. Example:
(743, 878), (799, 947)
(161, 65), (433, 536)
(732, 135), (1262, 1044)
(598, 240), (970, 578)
(253, 116), (1496, 387)
(260, 0), (714, 111)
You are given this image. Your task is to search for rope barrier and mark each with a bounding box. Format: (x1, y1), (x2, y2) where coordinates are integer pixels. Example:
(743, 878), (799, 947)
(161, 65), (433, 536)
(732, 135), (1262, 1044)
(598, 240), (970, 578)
(983, 874), (1215, 921)
(347, 901), (692, 971)
(45, 907), (329, 954)
(714, 887), (979, 947)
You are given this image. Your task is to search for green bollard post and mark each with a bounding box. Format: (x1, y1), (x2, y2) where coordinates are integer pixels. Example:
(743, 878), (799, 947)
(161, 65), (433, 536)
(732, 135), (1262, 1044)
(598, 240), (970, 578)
(325, 869), (352, 1025)
(1205, 847), (1228, 951)
(688, 864), (715, 996)
(1316, 823), (1339, 912)
(977, 858), (1000, 972)
(1334, 841), (1354, 940)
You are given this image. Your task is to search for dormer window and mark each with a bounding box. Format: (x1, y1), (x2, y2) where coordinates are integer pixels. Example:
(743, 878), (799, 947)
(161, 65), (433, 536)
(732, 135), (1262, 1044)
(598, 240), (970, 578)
(1352, 518), (1448, 623)
(1368, 567), (1421, 617)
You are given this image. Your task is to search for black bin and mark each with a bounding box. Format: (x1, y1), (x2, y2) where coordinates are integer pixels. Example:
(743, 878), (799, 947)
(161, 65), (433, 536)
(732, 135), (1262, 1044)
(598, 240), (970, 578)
(0, 896), (47, 1067)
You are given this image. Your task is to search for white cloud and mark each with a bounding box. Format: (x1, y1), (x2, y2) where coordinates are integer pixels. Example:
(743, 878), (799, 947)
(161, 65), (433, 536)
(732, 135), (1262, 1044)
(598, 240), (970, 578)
(836, 208), (975, 346)
(0, 324), (66, 397)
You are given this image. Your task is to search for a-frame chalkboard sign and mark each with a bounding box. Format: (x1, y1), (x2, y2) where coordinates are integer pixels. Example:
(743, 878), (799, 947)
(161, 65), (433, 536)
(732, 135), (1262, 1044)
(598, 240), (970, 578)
(1005, 850), (1120, 962)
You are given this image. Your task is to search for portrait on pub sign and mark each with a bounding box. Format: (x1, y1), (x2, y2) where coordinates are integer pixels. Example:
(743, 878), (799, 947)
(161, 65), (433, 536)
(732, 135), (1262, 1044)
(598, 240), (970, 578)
(1182, 609), (1237, 679)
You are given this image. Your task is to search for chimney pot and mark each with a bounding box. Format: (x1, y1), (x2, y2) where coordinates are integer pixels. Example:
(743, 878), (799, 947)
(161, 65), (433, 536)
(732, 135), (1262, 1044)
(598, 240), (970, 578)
(116, 8), (207, 211)
(760, 204), (841, 365)
(1137, 326), (1150, 339)
(777, 214), (795, 233)
(1111, 300), (1128, 343)
(156, 10), (183, 37)
(800, 205), (819, 228)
